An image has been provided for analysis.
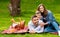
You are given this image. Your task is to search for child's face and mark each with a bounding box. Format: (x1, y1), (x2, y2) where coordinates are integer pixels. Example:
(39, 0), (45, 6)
(32, 17), (39, 25)
(36, 13), (42, 19)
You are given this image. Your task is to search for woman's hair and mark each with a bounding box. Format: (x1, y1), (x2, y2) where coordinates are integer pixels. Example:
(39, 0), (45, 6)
(37, 4), (48, 16)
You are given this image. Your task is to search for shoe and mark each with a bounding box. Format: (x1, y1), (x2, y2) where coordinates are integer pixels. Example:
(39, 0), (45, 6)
(58, 31), (60, 36)
(50, 32), (58, 35)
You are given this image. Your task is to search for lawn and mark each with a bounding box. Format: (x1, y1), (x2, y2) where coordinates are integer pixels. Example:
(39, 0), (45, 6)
(0, 0), (60, 37)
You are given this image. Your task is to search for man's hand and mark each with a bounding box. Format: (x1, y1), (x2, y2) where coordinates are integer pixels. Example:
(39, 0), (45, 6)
(29, 30), (36, 34)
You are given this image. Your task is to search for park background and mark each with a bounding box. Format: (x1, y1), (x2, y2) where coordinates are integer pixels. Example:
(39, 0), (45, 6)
(0, 0), (60, 37)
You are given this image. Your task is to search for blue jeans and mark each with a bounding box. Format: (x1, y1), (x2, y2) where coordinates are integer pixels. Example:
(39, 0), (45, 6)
(44, 21), (59, 32)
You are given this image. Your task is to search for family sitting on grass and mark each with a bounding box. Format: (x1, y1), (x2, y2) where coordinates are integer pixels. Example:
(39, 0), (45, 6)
(2, 4), (60, 36)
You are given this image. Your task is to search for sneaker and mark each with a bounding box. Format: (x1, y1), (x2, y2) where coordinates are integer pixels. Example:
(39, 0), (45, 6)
(50, 32), (58, 35)
(58, 31), (60, 36)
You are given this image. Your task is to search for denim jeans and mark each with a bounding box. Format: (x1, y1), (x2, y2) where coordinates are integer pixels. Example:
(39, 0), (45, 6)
(44, 21), (59, 32)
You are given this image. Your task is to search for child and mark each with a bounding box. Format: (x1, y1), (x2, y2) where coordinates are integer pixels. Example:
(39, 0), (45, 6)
(35, 11), (42, 20)
(28, 15), (44, 33)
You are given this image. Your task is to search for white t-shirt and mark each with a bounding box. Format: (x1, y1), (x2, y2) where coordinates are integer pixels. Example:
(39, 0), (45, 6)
(28, 20), (44, 33)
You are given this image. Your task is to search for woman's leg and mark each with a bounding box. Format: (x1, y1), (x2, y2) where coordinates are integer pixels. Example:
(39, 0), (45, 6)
(51, 21), (59, 31)
(44, 27), (57, 32)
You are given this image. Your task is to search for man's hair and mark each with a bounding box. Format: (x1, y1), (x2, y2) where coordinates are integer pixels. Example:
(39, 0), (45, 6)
(32, 15), (37, 20)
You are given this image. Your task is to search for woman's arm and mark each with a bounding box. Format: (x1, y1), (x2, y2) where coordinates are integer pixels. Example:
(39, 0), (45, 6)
(47, 11), (55, 24)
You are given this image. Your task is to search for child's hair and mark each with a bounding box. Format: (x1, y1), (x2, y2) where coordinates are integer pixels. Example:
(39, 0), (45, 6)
(32, 15), (37, 20)
(35, 11), (41, 14)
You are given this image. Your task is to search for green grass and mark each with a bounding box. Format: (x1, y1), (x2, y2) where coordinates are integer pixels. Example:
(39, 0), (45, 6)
(0, 0), (60, 37)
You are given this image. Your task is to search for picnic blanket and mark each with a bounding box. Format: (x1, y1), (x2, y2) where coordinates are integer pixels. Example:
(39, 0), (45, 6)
(2, 26), (28, 34)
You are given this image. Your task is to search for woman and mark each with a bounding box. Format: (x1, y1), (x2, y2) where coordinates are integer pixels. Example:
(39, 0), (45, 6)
(36, 4), (60, 36)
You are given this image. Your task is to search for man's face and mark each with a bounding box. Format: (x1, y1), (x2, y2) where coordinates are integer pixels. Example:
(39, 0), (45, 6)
(32, 17), (39, 25)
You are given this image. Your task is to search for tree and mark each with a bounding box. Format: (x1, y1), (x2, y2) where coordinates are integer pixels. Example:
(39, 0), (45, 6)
(8, 0), (20, 16)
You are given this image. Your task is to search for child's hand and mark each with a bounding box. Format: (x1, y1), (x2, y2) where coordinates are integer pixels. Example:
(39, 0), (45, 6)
(40, 22), (45, 27)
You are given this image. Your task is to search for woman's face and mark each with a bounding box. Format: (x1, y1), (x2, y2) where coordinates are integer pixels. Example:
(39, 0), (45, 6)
(39, 6), (44, 13)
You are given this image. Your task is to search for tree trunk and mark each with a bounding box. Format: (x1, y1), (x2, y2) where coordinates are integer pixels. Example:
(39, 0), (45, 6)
(9, 0), (20, 16)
